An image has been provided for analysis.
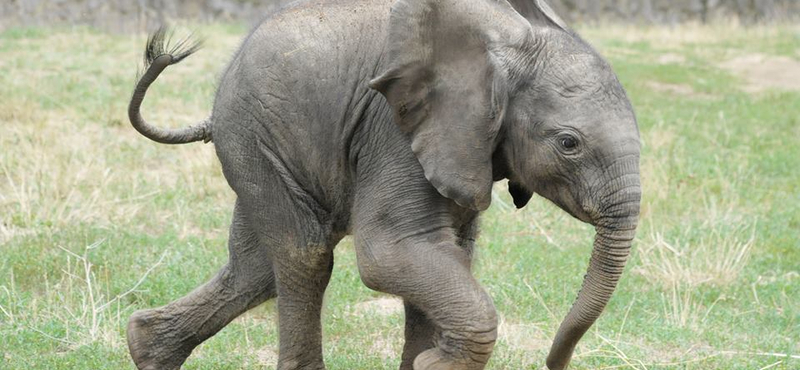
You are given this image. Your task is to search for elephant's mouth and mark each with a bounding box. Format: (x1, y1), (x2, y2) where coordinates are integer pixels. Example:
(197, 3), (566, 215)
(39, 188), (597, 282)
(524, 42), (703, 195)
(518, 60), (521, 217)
(555, 196), (593, 224)
(507, 181), (533, 208)
(534, 183), (594, 225)
(508, 179), (594, 224)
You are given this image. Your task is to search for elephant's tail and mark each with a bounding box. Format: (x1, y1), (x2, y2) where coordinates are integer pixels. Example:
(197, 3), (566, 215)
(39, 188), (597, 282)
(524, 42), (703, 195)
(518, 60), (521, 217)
(128, 27), (212, 144)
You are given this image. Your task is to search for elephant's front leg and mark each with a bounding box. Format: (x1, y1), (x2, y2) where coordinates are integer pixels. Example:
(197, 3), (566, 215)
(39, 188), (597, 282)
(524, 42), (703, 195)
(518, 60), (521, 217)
(357, 236), (497, 370)
(400, 302), (437, 370)
(398, 215), (481, 369)
(355, 226), (497, 370)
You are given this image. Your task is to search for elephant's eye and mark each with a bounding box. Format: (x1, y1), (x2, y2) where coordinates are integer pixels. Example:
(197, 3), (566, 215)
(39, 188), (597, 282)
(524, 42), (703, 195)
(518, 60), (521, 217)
(559, 135), (579, 151)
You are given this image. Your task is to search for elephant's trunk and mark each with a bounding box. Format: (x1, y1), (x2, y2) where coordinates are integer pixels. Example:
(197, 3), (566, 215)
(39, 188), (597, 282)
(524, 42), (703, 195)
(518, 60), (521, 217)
(546, 168), (641, 370)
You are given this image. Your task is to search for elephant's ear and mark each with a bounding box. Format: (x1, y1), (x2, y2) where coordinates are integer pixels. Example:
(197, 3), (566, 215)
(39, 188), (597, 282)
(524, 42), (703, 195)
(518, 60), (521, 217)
(369, 0), (530, 211)
(506, 0), (568, 30)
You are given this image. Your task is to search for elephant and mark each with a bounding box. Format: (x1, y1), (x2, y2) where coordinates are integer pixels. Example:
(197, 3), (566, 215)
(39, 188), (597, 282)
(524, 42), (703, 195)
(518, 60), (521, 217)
(124, 0), (641, 369)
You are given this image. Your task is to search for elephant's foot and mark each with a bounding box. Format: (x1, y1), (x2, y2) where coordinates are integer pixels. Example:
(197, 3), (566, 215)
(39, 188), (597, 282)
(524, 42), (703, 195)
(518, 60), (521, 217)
(413, 347), (490, 370)
(127, 308), (197, 370)
(277, 358), (327, 370)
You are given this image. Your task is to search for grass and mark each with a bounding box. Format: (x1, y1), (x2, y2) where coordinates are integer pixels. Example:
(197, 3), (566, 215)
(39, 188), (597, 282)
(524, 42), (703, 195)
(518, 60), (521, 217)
(1, 22), (799, 369)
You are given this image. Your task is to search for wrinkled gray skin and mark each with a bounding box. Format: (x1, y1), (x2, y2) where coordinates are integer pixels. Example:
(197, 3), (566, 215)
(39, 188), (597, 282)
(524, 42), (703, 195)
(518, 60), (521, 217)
(125, 0), (641, 369)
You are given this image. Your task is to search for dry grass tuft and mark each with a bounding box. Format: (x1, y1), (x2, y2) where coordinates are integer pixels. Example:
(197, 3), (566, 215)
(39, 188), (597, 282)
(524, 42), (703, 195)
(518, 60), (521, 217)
(635, 215), (755, 289)
(660, 282), (724, 330)
(25, 240), (166, 349)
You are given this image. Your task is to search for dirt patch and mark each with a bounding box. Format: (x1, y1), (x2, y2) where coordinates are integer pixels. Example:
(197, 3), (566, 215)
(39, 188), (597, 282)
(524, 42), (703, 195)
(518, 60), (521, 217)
(656, 53), (687, 65)
(255, 346), (279, 365)
(366, 333), (402, 361)
(497, 321), (551, 351)
(645, 81), (715, 99)
(720, 53), (800, 93)
(352, 297), (404, 316)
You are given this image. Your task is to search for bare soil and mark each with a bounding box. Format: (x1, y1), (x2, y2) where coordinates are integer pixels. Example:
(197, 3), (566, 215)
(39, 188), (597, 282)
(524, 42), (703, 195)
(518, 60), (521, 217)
(497, 321), (551, 351)
(720, 53), (800, 93)
(646, 81), (716, 99)
(352, 297), (404, 316)
(656, 53), (687, 65)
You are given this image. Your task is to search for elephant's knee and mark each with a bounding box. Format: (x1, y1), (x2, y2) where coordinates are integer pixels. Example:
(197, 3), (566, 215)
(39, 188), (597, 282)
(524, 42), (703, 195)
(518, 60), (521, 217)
(356, 256), (392, 293)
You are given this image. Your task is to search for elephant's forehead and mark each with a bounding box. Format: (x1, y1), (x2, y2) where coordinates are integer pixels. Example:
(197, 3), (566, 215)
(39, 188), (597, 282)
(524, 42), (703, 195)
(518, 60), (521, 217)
(537, 70), (636, 129)
(538, 92), (633, 125)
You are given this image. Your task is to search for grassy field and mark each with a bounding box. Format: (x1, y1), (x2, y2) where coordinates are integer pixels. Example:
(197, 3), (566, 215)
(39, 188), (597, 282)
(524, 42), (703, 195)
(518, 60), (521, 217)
(1, 22), (798, 370)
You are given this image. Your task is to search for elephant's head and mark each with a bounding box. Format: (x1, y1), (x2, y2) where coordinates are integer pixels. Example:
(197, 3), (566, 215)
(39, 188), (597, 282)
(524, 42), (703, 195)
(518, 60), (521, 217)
(370, 0), (640, 368)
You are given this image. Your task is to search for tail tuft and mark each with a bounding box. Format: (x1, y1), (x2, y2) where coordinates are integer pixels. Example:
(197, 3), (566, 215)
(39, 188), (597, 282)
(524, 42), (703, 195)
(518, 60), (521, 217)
(144, 26), (203, 68)
(129, 26), (210, 145)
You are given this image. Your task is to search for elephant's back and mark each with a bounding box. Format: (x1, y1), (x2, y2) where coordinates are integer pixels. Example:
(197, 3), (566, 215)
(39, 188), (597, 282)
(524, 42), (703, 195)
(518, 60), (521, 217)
(232, 0), (391, 77)
(210, 0), (393, 231)
(214, 0), (391, 124)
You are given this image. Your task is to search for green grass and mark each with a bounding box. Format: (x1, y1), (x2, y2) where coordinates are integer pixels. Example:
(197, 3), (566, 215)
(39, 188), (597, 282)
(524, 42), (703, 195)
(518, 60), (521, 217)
(1, 23), (799, 369)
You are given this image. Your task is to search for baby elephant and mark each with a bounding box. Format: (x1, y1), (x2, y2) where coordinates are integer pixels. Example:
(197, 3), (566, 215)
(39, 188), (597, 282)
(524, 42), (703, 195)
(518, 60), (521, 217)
(125, 0), (641, 369)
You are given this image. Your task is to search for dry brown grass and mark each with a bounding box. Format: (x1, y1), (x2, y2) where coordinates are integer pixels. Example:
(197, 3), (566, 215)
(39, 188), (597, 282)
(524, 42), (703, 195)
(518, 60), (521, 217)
(23, 240), (166, 349)
(636, 218), (756, 289)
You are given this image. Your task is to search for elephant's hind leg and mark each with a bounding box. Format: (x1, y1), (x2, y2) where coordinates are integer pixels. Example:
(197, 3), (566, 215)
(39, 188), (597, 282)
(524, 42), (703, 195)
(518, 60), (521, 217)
(272, 244), (334, 370)
(127, 200), (277, 370)
(212, 130), (337, 370)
